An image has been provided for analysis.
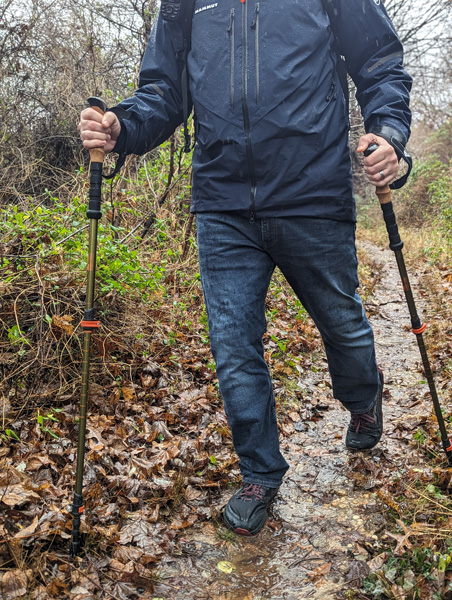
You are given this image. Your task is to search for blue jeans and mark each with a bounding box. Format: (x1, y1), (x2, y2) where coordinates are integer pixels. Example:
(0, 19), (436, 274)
(196, 212), (379, 488)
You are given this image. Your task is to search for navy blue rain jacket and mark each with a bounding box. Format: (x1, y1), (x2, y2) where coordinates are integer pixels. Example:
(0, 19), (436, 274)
(114, 0), (412, 222)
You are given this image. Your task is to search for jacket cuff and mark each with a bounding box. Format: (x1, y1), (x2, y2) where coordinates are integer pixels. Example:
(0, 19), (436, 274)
(370, 124), (407, 148)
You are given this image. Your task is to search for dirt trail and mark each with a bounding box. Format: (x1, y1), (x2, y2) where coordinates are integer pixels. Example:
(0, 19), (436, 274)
(151, 241), (434, 600)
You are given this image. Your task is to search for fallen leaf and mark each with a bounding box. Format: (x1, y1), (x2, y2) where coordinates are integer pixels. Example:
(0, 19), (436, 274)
(170, 513), (198, 530)
(110, 558), (134, 573)
(121, 386), (135, 401)
(390, 583), (406, 599)
(113, 546), (143, 564)
(307, 563), (331, 581)
(386, 520), (417, 556)
(0, 484), (41, 507)
(118, 519), (165, 555)
(288, 410), (300, 423)
(13, 515), (39, 539)
(0, 569), (30, 600)
(344, 560), (370, 585)
(185, 485), (202, 502)
(367, 552), (388, 572)
(51, 314), (74, 335)
(217, 561), (236, 574)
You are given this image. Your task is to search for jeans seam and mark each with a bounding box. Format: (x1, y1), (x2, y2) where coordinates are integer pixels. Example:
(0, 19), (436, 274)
(243, 477), (281, 488)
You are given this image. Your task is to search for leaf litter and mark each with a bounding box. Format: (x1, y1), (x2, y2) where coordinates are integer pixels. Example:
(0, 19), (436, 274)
(1, 240), (452, 599)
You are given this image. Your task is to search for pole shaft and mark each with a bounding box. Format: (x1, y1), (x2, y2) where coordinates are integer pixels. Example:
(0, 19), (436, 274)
(75, 331), (91, 494)
(393, 251), (449, 441)
(71, 98), (106, 556)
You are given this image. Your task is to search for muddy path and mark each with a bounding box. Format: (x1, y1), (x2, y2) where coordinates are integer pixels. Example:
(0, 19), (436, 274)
(151, 241), (436, 600)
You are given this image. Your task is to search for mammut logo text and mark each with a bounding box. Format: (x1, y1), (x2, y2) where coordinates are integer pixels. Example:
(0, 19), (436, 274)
(195, 3), (218, 15)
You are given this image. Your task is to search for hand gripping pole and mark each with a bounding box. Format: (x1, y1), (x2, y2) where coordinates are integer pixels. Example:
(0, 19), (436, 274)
(365, 144), (452, 465)
(70, 97), (107, 557)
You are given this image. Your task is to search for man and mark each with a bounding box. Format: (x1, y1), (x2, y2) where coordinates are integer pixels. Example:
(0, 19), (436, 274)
(79, 0), (411, 536)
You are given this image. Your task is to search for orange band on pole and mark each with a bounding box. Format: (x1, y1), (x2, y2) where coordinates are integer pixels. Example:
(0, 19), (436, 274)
(81, 320), (101, 329)
(412, 323), (427, 335)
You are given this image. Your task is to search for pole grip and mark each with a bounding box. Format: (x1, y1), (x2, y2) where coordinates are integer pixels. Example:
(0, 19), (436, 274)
(375, 185), (391, 205)
(88, 105), (106, 165)
(86, 98), (107, 220)
(87, 163), (103, 220)
(364, 144), (403, 251)
(380, 201), (404, 252)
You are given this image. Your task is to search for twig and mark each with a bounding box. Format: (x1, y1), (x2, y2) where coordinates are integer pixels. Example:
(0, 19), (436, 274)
(119, 163), (191, 244)
(56, 225), (89, 246)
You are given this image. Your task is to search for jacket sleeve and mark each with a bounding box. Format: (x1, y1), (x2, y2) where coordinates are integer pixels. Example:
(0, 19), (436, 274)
(328, 0), (412, 145)
(112, 14), (189, 156)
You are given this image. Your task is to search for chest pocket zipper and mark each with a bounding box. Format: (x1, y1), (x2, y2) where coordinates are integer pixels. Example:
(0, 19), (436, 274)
(250, 3), (260, 103)
(228, 9), (235, 108)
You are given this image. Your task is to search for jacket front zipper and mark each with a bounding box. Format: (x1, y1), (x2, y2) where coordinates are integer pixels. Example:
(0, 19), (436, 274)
(251, 3), (260, 104)
(241, 0), (258, 222)
(228, 9), (235, 108)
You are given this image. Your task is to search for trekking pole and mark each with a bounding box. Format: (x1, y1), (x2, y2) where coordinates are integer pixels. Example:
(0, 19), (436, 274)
(365, 143), (452, 466)
(70, 97), (107, 557)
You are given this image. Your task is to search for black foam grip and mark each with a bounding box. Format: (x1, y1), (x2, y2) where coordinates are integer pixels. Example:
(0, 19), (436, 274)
(381, 202), (403, 251)
(87, 163), (102, 219)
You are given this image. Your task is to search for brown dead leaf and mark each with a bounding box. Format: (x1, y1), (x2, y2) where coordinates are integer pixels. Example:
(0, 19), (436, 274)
(288, 410), (300, 423)
(25, 455), (55, 471)
(170, 513), (198, 530)
(30, 585), (47, 600)
(390, 584), (406, 599)
(386, 520), (415, 556)
(113, 546), (144, 564)
(2, 395), (12, 418)
(367, 552), (389, 572)
(121, 386), (135, 401)
(51, 314), (74, 336)
(110, 558), (134, 573)
(307, 563), (331, 581)
(131, 456), (157, 478)
(0, 484), (41, 507)
(344, 560), (370, 585)
(46, 577), (70, 598)
(430, 568), (446, 594)
(148, 449), (177, 471)
(0, 569), (30, 600)
(185, 485), (203, 502)
(151, 421), (173, 440)
(140, 374), (156, 389)
(118, 519), (165, 554)
(0, 467), (27, 487)
(147, 504), (160, 523)
(13, 515), (39, 540)
(35, 509), (70, 540)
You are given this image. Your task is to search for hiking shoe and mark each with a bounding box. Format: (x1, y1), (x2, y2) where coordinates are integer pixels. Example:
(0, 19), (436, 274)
(346, 370), (384, 450)
(223, 483), (279, 536)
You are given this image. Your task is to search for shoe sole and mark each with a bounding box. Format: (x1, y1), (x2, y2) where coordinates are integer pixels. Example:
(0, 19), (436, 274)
(233, 527), (257, 536)
(223, 512), (266, 536)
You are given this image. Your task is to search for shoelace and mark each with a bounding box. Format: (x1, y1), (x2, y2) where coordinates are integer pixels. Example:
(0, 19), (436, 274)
(238, 484), (264, 502)
(350, 412), (376, 434)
